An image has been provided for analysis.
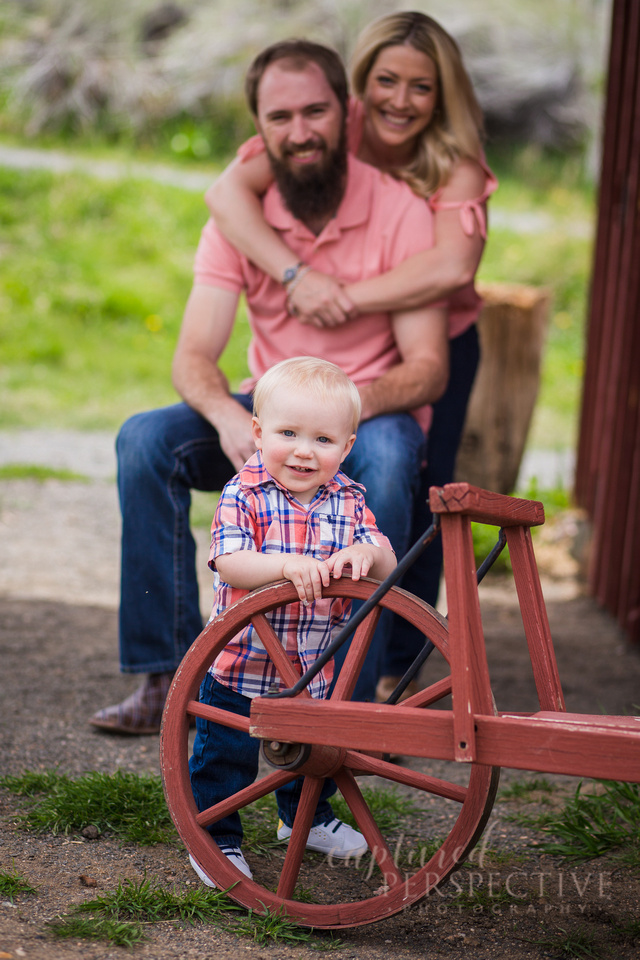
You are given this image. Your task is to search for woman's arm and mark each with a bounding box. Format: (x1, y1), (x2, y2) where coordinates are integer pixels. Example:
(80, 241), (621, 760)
(206, 153), (353, 326)
(338, 158), (488, 314)
(206, 152), (293, 280)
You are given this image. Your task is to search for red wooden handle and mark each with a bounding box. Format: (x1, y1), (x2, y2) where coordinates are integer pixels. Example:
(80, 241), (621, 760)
(429, 482), (544, 527)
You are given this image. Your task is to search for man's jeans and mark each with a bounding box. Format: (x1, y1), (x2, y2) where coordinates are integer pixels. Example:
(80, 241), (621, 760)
(116, 397), (425, 697)
(189, 674), (336, 846)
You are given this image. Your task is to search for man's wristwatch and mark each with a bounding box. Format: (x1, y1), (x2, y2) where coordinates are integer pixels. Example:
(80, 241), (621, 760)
(282, 262), (306, 286)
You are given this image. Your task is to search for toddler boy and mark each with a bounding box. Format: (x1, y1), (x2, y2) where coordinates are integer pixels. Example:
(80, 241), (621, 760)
(189, 357), (396, 884)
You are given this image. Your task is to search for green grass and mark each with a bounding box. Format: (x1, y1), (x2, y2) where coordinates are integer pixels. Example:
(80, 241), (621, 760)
(536, 780), (640, 864)
(190, 489), (220, 530)
(524, 925), (602, 958)
(0, 164), (251, 429)
(505, 778), (640, 865)
(498, 777), (555, 802)
(0, 770), (417, 854)
(0, 463), (89, 482)
(0, 864), (38, 902)
(49, 875), (327, 948)
(0, 770), (176, 844)
(481, 145), (595, 452)
(0, 142), (593, 454)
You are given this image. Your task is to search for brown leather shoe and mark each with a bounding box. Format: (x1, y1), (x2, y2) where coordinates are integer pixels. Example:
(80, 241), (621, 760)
(89, 672), (174, 735)
(375, 675), (419, 704)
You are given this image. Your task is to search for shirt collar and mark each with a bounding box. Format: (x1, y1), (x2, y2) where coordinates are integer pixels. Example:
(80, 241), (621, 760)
(263, 154), (373, 241)
(237, 451), (364, 502)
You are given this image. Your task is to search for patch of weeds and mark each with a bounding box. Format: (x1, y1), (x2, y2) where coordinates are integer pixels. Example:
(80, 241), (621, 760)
(614, 916), (640, 940)
(73, 876), (241, 924)
(235, 905), (316, 945)
(0, 463), (90, 482)
(50, 914), (147, 947)
(291, 884), (317, 903)
(0, 770), (62, 797)
(50, 876), (337, 948)
(469, 844), (527, 867)
(0, 864), (38, 902)
(453, 884), (524, 911)
(536, 780), (640, 862)
(504, 809), (558, 830)
(523, 925), (602, 958)
(0, 770), (175, 844)
(499, 777), (556, 801)
(332, 785), (421, 836)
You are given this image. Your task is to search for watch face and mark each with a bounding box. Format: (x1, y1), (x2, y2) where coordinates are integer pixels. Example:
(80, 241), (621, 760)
(283, 264), (300, 284)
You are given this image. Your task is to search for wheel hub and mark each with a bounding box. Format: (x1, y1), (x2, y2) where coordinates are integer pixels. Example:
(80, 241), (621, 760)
(261, 739), (345, 776)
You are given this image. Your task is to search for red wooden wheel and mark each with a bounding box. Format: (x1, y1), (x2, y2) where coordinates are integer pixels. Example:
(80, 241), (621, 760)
(160, 578), (499, 929)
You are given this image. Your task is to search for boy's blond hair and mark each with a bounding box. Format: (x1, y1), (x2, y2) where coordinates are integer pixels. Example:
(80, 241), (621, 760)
(253, 357), (361, 432)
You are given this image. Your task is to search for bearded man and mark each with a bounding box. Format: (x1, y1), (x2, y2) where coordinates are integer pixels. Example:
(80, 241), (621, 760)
(90, 39), (448, 734)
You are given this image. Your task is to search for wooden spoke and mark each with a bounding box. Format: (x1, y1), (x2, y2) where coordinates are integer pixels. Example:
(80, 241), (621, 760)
(330, 606), (381, 702)
(277, 777), (324, 900)
(196, 769), (296, 829)
(403, 675), (452, 708)
(186, 700), (251, 732)
(344, 750), (467, 803)
(251, 611), (310, 695)
(333, 768), (403, 888)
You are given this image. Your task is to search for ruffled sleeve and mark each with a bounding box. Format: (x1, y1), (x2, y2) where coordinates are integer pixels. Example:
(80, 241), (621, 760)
(236, 133), (266, 162)
(429, 155), (498, 240)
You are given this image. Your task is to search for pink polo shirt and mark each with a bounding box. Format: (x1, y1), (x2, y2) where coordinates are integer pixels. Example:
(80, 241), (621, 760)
(193, 154), (438, 432)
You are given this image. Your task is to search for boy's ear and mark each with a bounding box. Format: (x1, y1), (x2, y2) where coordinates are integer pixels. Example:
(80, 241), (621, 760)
(252, 416), (263, 449)
(340, 433), (357, 462)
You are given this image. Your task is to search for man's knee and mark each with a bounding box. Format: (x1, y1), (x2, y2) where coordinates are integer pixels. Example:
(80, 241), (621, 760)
(117, 409), (171, 479)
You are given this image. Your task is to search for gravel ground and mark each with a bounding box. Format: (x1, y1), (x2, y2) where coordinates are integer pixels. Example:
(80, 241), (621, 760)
(1, 431), (639, 960)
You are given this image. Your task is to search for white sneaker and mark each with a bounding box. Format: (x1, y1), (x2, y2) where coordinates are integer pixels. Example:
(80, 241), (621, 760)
(277, 817), (368, 859)
(189, 847), (252, 885)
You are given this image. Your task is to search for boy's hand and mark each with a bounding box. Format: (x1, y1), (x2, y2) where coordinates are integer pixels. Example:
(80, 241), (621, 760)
(282, 555), (331, 605)
(325, 544), (378, 581)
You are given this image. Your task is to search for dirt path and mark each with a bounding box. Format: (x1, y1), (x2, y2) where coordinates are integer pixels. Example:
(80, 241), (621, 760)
(1, 459), (639, 959)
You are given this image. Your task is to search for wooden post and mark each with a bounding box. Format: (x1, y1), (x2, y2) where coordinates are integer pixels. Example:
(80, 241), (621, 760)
(455, 282), (551, 495)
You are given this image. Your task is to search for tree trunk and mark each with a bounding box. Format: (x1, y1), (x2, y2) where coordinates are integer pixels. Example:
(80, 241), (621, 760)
(455, 282), (551, 495)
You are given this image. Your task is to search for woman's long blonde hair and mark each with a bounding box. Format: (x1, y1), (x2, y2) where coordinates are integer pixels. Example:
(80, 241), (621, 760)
(350, 11), (484, 197)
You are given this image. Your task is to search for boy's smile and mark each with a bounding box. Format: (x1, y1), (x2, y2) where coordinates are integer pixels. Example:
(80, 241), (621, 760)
(252, 386), (356, 504)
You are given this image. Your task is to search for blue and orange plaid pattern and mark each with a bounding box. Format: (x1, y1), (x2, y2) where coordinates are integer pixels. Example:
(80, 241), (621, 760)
(208, 452), (391, 699)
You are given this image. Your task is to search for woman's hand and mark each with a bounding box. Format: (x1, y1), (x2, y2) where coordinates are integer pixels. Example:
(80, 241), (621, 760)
(288, 270), (357, 328)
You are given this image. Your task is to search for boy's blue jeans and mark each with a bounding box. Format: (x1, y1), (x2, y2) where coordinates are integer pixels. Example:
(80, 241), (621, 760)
(189, 673), (336, 847)
(116, 397), (425, 700)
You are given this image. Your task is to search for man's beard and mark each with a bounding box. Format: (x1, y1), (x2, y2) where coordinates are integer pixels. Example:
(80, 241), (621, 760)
(266, 128), (348, 225)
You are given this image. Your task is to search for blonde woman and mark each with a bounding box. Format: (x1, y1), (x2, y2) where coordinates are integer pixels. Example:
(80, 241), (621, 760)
(206, 11), (496, 698)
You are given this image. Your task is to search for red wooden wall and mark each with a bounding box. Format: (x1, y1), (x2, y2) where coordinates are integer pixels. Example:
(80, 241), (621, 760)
(575, 0), (640, 644)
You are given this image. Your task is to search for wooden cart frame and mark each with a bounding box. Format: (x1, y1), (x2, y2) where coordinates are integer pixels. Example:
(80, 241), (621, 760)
(160, 483), (640, 929)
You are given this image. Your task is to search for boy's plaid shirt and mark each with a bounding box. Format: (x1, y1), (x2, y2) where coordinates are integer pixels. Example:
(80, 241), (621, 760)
(208, 452), (392, 699)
